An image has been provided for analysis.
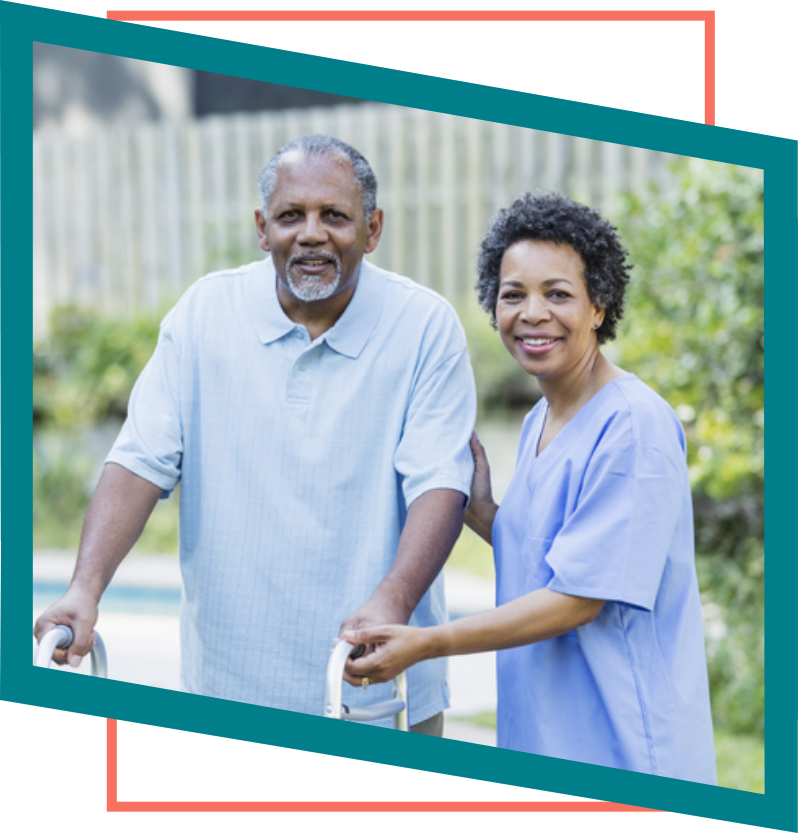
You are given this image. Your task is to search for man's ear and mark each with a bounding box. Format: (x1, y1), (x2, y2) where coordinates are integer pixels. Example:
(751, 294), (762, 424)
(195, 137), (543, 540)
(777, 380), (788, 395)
(363, 208), (385, 255)
(255, 209), (270, 253)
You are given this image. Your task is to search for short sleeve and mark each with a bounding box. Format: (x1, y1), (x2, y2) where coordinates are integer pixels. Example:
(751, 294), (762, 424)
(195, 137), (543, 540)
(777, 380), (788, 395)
(105, 310), (184, 497)
(393, 337), (476, 508)
(544, 441), (686, 610)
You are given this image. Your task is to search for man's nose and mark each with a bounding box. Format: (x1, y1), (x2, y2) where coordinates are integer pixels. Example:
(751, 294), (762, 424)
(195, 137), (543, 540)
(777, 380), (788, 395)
(297, 213), (328, 245)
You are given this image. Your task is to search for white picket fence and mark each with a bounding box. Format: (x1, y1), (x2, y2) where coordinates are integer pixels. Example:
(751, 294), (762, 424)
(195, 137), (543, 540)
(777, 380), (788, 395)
(33, 103), (677, 336)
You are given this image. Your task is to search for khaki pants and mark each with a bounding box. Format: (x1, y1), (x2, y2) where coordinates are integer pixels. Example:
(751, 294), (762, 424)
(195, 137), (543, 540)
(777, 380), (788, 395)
(410, 712), (444, 737)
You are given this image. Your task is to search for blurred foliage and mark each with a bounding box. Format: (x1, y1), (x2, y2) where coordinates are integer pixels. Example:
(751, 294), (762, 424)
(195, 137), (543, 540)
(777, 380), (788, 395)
(448, 525), (495, 579)
(714, 730), (765, 793)
(32, 435), (94, 548)
(33, 431), (181, 553)
(616, 158), (764, 737)
(33, 306), (180, 553)
(33, 306), (161, 429)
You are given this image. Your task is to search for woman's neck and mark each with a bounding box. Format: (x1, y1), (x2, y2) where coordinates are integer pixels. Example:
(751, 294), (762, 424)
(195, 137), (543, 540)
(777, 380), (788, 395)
(539, 350), (625, 423)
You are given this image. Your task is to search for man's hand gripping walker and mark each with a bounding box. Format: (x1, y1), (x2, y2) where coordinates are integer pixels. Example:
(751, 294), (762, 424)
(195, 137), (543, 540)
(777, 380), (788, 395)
(34, 625), (109, 678)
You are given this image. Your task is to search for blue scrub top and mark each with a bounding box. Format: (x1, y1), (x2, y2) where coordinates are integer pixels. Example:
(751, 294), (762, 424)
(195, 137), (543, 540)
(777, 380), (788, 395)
(493, 375), (717, 784)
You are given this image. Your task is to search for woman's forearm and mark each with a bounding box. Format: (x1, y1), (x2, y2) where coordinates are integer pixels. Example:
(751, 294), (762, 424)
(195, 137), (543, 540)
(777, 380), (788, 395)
(345, 588), (605, 685)
(426, 588), (604, 659)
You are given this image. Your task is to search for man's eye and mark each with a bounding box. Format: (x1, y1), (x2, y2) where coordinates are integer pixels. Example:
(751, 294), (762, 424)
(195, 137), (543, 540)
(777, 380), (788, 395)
(326, 211), (346, 220)
(280, 211), (299, 220)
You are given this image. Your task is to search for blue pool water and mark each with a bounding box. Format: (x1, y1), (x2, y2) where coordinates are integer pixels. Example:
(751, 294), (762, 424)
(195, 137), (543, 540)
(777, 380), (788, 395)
(33, 582), (182, 617)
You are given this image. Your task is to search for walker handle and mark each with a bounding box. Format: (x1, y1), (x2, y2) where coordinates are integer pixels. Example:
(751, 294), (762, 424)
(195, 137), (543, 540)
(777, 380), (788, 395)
(324, 640), (408, 730)
(34, 625), (109, 678)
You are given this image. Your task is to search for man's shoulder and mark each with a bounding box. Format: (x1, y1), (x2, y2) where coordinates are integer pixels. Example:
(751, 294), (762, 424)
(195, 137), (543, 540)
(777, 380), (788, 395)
(188, 259), (263, 298)
(167, 260), (264, 319)
(364, 261), (460, 326)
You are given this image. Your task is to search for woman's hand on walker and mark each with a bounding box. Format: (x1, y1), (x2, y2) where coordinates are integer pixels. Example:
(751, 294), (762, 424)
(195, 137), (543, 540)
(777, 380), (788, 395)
(342, 625), (427, 686)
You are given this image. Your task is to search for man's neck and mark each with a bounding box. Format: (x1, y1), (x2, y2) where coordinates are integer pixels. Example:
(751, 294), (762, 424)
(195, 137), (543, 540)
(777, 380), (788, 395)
(276, 275), (359, 341)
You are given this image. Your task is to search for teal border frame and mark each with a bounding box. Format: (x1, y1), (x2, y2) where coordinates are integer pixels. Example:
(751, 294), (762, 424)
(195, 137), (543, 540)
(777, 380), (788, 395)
(7, 0), (798, 830)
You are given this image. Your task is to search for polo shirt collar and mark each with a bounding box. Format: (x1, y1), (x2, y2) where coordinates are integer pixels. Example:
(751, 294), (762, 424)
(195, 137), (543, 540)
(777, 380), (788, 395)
(248, 258), (297, 345)
(248, 257), (385, 359)
(323, 260), (385, 359)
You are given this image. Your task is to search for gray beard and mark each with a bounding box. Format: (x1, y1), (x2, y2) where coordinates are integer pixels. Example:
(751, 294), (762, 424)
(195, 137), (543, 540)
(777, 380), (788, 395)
(285, 251), (342, 302)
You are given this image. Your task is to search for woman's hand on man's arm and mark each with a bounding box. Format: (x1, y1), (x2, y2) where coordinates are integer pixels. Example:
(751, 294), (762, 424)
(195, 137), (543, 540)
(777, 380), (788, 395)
(463, 431), (499, 544)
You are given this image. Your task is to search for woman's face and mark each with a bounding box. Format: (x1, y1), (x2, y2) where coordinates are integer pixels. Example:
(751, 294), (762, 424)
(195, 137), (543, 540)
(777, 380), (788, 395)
(496, 239), (604, 383)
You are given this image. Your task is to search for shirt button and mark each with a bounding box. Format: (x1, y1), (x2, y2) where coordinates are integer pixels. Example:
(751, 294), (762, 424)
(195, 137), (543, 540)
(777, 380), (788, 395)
(297, 363), (307, 371)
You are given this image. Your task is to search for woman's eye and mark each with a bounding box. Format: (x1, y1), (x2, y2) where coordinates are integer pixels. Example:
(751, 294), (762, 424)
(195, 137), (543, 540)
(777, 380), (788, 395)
(501, 292), (522, 301)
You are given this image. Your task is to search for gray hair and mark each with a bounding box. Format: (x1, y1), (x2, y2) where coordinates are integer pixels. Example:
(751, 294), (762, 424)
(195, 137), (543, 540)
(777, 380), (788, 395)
(258, 134), (378, 219)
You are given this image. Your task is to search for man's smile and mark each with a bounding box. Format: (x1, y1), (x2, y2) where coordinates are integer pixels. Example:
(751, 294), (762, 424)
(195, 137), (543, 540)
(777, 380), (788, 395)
(288, 250), (340, 278)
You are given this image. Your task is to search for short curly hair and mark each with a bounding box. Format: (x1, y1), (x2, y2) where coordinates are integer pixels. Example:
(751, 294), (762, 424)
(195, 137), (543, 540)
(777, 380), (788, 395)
(476, 192), (633, 344)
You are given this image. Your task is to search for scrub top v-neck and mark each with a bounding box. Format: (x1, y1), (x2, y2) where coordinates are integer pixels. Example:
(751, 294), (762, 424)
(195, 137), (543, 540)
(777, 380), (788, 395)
(492, 375), (717, 784)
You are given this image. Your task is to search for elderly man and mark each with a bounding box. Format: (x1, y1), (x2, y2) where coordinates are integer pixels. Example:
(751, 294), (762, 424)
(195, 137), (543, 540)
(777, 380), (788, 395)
(34, 135), (476, 735)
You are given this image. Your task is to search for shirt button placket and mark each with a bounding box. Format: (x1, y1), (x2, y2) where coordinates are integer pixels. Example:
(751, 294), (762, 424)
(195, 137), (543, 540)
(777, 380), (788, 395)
(287, 336), (316, 403)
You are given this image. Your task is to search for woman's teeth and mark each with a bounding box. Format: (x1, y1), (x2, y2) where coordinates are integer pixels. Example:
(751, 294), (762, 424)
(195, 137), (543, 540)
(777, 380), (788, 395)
(522, 338), (557, 346)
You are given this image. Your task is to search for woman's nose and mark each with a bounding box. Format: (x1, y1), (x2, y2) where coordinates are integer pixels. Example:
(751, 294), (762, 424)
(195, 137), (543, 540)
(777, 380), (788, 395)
(521, 295), (551, 323)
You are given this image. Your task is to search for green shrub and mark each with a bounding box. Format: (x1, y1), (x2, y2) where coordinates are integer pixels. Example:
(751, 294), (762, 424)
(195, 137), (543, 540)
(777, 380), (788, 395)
(33, 306), (162, 429)
(33, 435), (95, 548)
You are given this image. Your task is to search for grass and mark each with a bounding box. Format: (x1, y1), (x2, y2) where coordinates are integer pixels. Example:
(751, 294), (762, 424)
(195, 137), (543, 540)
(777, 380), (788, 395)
(457, 711), (763, 793)
(714, 730), (764, 793)
(447, 525), (495, 578)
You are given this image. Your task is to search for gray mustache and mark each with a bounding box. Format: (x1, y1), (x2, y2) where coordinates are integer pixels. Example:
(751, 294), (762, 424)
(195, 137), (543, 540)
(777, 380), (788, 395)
(287, 251), (341, 273)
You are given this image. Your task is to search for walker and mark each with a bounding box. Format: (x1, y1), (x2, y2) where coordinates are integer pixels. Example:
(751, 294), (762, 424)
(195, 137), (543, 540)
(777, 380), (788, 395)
(33, 625), (108, 678)
(324, 640), (408, 730)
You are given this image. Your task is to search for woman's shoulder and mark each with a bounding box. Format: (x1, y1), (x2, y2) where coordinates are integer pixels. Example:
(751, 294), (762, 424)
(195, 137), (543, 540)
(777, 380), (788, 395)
(598, 375), (686, 457)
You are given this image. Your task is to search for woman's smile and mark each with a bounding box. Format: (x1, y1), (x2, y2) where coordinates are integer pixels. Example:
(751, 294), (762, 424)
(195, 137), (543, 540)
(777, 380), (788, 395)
(516, 333), (562, 355)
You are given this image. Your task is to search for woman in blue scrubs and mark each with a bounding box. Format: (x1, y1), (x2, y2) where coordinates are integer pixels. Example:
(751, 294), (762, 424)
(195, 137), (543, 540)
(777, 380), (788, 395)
(346, 193), (717, 784)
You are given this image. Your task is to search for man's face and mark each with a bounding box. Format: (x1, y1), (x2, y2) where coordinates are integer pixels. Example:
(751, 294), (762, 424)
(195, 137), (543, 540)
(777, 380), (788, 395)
(256, 151), (383, 305)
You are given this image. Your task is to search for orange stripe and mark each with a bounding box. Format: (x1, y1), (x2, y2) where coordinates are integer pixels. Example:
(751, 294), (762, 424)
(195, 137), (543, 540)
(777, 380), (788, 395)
(106, 11), (712, 22)
(704, 11), (716, 124)
(106, 719), (659, 812)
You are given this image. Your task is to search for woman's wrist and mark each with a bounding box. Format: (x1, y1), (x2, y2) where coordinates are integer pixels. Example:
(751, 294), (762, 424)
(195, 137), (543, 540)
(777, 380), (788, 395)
(464, 500), (499, 544)
(422, 624), (451, 661)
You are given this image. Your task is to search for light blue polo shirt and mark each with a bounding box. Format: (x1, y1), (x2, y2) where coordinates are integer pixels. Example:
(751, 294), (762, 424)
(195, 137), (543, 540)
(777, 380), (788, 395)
(493, 376), (716, 783)
(107, 258), (476, 723)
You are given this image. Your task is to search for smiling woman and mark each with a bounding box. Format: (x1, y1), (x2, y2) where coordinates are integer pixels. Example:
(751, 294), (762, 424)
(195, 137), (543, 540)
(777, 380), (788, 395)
(346, 192), (718, 784)
(495, 240), (604, 393)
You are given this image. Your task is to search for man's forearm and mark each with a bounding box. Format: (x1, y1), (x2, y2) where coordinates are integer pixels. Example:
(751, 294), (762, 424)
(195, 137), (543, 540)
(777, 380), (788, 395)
(70, 462), (164, 599)
(370, 487), (466, 621)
